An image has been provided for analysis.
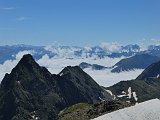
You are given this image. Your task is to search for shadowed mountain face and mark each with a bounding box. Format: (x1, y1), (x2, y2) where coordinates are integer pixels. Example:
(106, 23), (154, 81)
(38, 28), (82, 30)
(107, 78), (160, 103)
(136, 60), (160, 80)
(58, 66), (111, 104)
(106, 59), (160, 104)
(79, 62), (107, 70)
(0, 54), (111, 120)
(111, 54), (160, 73)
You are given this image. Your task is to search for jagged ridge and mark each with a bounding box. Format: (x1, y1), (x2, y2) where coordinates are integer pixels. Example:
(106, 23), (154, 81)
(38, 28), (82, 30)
(0, 54), (111, 120)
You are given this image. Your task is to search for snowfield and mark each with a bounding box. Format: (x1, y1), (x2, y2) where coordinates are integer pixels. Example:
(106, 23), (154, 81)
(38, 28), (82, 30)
(93, 99), (160, 120)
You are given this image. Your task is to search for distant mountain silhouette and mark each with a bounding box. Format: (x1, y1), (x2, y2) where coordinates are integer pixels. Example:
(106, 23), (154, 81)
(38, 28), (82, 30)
(111, 54), (160, 72)
(79, 62), (107, 70)
(136, 60), (160, 80)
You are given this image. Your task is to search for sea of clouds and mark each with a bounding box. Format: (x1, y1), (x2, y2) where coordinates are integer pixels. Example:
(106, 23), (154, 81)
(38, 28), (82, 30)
(0, 50), (143, 87)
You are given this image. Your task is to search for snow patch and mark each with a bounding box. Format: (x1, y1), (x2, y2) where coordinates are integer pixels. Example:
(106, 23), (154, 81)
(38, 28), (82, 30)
(122, 91), (126, 94)
(17, 81), (20, 84)
(133, 92), (138, 101)
(59, 72), (64, 76)
(101, 42), (121, 53)
(105, 90), (113, 96)
(105, 90), (116, 100)
(117, 94), (127, 98)
(99, 97), (105, 101)
(117, 91), (128, 98)
(117, 87), (138, 102)
(127, 87), (132, 99)
(93, 99), (160, 120)
(157, 74), (160, 78)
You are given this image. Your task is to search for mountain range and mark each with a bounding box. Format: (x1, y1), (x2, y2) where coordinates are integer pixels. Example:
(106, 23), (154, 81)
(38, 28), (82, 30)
(0, 54), (111, 120)
(111, 54), (160, 72)
(58, 53), (160, 119)
(79, 54), (160, 73)
(1, 44), (160, 73)
(0, 44), (151, 64)
(106, 60), (160, 103)
(1, 44), (160, 119)
(57, 58), (160, 119)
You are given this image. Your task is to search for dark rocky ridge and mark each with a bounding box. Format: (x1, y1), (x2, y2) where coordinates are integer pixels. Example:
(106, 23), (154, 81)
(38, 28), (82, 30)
(136, 60), (160, 80)
(107, 78), (160, 103)
(111, 54), (160, 73)
(58, 58), (160, 119)
(106, 59), (160, 103)
(104, 59), (160, 104)
(79, 62), (107, 70)
(0, 54), (112, 120)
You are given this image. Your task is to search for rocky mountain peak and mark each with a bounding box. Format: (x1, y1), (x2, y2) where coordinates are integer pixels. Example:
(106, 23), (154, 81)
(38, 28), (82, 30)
(136, 60), (160, 80)
(16, 54), (39, 69)
(1, 54), (51, 90)
(0, 54), (112, 120)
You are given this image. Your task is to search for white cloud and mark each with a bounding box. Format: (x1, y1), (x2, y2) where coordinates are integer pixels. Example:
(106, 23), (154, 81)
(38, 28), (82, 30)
(101, 42), (122, 52)
(15, 50), (35, 60)
(0, 60), (18, 82)
(138, 38), (160, 50)
(37, 54), (125, 74)
(138, 38), (148, 51)
(37, 55), (142, 87)
(84, 68), (143, 87)
(0, 51), (143, 87)
(84, 46), (92, 51)
(16, 17), (31, 21)
(150, 38), (160, 45)
(44, 45), (82, 58)
(1, 7), (15, 10)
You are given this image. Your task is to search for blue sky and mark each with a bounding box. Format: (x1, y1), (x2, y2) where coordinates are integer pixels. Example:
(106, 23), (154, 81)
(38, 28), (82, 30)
(0, 0), (160, 46)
